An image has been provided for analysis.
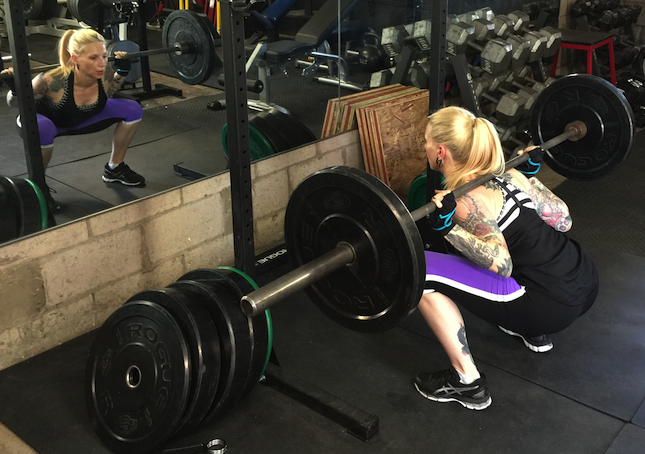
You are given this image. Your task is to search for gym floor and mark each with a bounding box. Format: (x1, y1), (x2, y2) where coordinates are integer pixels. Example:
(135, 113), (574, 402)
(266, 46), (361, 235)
(2, 20), (645, 454)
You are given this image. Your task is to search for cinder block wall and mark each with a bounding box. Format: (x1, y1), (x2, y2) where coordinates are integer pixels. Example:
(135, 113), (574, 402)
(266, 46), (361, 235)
(0, 131), (363, 371)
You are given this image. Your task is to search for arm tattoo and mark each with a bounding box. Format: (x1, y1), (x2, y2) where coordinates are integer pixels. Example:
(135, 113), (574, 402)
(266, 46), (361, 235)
(526, 177), (572, 232)
(445, 194), (513, 277)
(457, 325), (471, 356)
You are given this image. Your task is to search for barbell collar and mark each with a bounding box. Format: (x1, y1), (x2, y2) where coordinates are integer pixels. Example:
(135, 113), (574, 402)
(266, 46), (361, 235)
(411, 120), (588, 222)
(240, 242), (356, 316)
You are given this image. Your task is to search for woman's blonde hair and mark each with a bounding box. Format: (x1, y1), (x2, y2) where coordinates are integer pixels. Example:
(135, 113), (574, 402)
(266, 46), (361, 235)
(426, 106), (506, 190)
(52, 28), (106, 77)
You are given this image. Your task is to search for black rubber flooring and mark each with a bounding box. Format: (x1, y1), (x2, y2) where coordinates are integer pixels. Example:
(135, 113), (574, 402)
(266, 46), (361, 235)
(0, 242), (644, 454)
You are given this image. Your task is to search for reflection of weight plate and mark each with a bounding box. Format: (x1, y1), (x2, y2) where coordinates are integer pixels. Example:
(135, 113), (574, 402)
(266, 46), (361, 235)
(68, 0), (115, 29)
(162, 10), (219, 85)
(530, 74), (635, 181)
(222, 122), (275, 160)
(107, 40), (142, 84)
(23, 0), (58, 20)
(85, 300), (192, 454)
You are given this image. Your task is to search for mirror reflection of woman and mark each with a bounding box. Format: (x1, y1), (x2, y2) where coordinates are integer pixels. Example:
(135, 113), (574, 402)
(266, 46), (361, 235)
(2, 28), (145, 212)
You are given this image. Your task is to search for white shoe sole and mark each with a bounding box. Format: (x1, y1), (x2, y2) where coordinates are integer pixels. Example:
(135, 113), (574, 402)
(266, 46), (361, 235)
(498, 326), (553, 352)
(414, 383), (492, 410)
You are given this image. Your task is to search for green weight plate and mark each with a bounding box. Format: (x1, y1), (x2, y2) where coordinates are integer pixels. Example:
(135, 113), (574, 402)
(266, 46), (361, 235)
(221, 123), (276, 161)
(162, 10), (218, 85)
(127, 287), (221, 431)
(85, 301), (192, 454)
(530, 74), (635, 181)
(407, 172), (427, 211)
(284, 166), (425, 333)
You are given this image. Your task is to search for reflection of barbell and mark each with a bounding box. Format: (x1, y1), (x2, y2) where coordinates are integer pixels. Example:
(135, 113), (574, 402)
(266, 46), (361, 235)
(0, 10), (221, 88)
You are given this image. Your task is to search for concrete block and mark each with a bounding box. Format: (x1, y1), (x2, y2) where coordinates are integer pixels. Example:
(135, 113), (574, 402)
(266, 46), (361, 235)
(253, 142), (318, 179)
(42, 228), (144, 306)
(181, 172), (230, 205)
(0, 262), (45, 332)
(182, 234), (235, 272)
(252, 169), (290, 218)
(0, 221), (89, 269)
(88, 190), (181, 237)
(143, 196), (227, 264)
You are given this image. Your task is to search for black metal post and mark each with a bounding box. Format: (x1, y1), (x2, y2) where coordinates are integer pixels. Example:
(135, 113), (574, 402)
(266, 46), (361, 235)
(5, 0), (48, 198)
(220, 0), (256, 279)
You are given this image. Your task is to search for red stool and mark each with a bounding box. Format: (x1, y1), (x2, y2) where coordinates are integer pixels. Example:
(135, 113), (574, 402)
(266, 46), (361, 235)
(551, 29), (616, 85)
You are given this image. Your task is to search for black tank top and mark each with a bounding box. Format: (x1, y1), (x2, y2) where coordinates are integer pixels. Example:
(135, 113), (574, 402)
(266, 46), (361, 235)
(36, 71), (107, 128)
(493, 177), (597, 306)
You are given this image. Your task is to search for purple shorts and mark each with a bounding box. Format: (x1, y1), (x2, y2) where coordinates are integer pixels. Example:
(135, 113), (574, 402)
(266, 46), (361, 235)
(424, 250), (594, 336)
(18, 98), (143, 147)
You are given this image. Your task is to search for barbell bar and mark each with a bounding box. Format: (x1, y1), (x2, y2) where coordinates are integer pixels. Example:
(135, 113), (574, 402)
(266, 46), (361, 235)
(237, 74), (633, 333)
(240, 122), (587, 317)
(0, 10), (221, 87)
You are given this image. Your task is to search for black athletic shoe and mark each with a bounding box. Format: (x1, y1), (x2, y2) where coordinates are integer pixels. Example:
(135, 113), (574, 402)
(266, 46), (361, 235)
(102, 162), (145, 186)
(413, 367), (492, 410)
(498, 326), (553, 352)
(44, 185), (61, 212)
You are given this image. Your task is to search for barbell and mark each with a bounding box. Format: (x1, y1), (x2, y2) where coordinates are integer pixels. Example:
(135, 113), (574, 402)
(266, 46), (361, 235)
(238, 73), (634, 332)
(0, 10), (221, 88)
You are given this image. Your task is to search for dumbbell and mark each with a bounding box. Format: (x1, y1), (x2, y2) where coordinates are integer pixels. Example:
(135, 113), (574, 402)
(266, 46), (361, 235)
(471, 75), (526, 123)
(447, 22), (513, 75)
(369, 67), (394, 88)
(507, 12), (561, 58)
(493, 14), (548, 63)
(490, 119), (517, 143)
(506, 11), (552, 62)
(481, 72), (536, 118)
(409, 61), (430, 88)
(514, 66), (557, 90)
(380, 24), (412, 59)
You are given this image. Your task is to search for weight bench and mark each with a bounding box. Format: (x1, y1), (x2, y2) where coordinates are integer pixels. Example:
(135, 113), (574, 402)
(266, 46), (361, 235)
(258, 0), (365, 94)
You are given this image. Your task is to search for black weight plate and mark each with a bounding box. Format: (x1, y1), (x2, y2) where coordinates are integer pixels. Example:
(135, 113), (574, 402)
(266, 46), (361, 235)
(68, 0), (116, 29)
(107, 40), (142, 84)
(172, 279), (253, 423)
(162, 10), (217, 85)
(266, 108), (317, 149)
(180, 268), (271, 398)
(37, 0), (58, 20)
(126, 287), (221, 431)
(530, 74), (635, 181)
(85, 301), (192, 454)
(10, 177), (42, 236)
(0, 178), (19, 243)
(285, 166), (425, 333)
(0, 177), (26, 237)
(250, 112), (292, 154)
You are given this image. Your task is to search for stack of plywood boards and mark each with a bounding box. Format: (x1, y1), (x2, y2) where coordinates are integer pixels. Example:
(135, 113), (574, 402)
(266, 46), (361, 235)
(321, 86), (430, 204)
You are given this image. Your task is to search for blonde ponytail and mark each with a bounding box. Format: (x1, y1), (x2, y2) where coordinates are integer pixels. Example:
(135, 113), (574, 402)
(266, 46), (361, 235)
(426, 106), (506, 190)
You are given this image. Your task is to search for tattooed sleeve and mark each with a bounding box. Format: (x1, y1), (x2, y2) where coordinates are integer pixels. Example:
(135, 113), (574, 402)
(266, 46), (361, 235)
(444, 191), (513, 277)
(524, 177), (572, 232)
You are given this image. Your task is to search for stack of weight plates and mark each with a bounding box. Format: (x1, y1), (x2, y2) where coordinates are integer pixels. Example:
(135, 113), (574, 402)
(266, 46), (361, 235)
(0, 176), (48, 243)
(85, 267), (273, 454)
(222, 108), (317, 161)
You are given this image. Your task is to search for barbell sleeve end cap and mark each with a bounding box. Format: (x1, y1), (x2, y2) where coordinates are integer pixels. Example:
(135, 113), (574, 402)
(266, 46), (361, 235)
(565, 120), (587, 141)
(240, 295), (258, 317)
